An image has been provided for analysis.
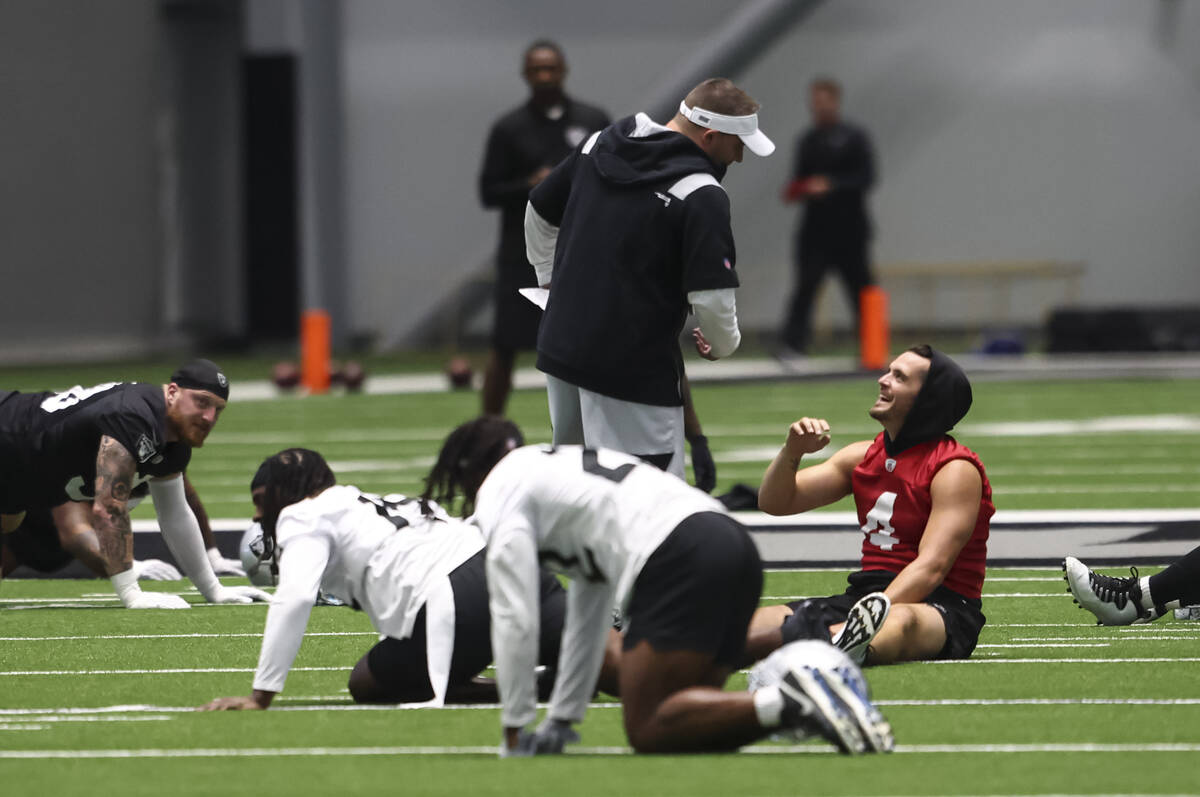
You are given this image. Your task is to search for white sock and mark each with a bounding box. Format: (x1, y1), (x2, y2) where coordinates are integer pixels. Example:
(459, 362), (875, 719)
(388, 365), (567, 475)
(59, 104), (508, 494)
(1139, 577), (1155, 612)
(753, 685), (785, 728)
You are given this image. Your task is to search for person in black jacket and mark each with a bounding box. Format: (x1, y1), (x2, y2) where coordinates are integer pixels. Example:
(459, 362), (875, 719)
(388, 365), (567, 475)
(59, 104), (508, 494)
(781, 77), (877, 355)
(478, 40), (609, 416)
(524, 78), (773, 479)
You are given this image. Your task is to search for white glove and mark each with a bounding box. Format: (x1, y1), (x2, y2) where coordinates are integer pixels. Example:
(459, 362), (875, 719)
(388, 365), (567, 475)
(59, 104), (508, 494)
(132, 558), (183, 581)
(111, 569), (190, 609)
(207, 546), (246, 576)
(205, 584), (272, 604)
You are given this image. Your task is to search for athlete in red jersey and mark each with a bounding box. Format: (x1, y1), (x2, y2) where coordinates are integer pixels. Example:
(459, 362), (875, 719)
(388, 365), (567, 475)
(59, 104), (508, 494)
(749, 345), (993, 665)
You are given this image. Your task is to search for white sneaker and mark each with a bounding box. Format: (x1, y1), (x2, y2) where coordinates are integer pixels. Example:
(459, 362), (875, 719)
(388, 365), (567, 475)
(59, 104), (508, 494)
(753, 640), (895, 754)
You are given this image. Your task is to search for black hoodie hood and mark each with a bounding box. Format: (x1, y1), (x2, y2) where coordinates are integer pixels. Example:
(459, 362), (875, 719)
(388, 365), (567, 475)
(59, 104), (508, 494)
(589, 113), (726, 187)
(884, 348), (973, 456)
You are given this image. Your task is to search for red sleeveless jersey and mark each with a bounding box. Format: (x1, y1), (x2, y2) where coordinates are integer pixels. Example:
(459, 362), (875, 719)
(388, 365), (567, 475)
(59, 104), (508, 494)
(852, 433), (994, 600)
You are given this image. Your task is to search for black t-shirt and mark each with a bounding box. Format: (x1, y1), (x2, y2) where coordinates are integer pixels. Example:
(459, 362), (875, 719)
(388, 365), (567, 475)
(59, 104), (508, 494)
(479, 96), (610, 282)
(793, 119), (876, 241)
(0, 382), (191, 509)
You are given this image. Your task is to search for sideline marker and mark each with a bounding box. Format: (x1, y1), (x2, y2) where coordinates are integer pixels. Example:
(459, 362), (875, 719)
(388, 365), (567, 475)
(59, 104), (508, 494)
(859, 286), (890, 371)
(301, 309), (332, 394)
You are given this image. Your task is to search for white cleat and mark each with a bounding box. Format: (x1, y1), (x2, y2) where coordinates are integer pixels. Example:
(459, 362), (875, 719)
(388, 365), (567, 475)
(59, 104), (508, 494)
(1063, 556), (1158, 626)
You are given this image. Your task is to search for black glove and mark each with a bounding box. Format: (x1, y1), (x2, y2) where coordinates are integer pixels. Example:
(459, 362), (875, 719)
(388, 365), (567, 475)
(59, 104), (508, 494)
(687, 433), (716, 493)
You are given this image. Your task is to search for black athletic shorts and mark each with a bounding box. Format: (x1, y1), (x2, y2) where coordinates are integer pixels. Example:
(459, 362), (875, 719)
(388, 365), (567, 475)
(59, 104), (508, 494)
(784, 569), (986, 660)
(1, 507), (71, 573)
(364, 551), (566, 702)
(623, 512), (763, 667)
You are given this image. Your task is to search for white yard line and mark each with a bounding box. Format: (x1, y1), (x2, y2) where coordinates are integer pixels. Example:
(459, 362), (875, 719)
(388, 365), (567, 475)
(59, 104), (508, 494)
(0, 666), (347, 676)
(2, 700), (1190, 720)
(922, 657), (1200, 664)
(2, 742), (1199, 759)
(974, 643), (1111, 648)
(0, 632), (372, 642)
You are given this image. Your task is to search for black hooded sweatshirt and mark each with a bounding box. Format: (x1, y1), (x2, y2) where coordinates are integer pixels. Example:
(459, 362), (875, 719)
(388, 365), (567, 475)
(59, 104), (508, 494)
(529, 113), (740, 407)
(884, 348), (974, 455)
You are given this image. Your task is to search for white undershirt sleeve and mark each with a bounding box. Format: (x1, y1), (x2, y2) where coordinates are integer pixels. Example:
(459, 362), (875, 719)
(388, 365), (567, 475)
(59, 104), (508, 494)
(486, 517), (542, 730)
(252, 530), (329, 693)
(149, 476), (221, 600)
(524, 201), (559, 287)
(547, 579), (615, 725)
(688, 287), (741, 358)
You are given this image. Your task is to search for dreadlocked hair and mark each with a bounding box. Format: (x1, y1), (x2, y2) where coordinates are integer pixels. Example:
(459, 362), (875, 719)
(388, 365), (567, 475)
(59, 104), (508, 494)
(422, 417), (523, 516)
(256, 448), (336, 539)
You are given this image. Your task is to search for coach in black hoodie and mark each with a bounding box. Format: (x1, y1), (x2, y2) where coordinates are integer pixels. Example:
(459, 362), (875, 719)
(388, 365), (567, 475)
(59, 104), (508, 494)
(524, 78), (774, 477)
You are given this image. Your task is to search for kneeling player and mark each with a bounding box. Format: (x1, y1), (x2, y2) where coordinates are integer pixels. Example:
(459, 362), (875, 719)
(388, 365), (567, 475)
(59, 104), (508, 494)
(751, 346), (993, 666)
(1064, 547), (1200, 625)
(201, 449), (583, 710)
(424, 417), (893, 756)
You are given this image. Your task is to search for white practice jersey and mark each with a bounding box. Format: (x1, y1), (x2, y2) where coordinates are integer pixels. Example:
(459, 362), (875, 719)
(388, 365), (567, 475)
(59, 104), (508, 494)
(473, 445), (725, 729)
(253, 485), (484, 694)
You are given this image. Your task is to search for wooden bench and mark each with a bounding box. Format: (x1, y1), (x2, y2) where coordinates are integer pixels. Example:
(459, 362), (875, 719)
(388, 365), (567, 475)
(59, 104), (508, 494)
(877, 260), (1086, 329)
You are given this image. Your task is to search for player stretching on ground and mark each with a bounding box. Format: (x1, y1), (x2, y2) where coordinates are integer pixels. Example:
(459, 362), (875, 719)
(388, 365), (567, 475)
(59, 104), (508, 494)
(424, 417), (893, 756)
(1064, 547), (1200, 625)
(753, 345), (993, 666)
(202, 449), (612, 710)
(0, 360), (266, 608)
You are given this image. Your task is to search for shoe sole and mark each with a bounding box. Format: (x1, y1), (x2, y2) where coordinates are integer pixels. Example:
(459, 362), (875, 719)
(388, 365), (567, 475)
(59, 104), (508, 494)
(836, 593), (892, 662)
(780, 668), (866, 754)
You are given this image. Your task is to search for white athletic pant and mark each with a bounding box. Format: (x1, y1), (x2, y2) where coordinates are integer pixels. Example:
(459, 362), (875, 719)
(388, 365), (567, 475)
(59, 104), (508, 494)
(545, 374), (685, 479)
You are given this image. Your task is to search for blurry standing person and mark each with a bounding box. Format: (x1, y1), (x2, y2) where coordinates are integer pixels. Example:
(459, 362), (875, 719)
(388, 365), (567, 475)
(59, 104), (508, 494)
(478, 40), (609, 415)
(780, 77), (877, 356)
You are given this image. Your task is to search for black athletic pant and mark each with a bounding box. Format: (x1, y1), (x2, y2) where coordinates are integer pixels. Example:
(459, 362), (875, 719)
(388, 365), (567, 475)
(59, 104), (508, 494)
(782, 237), (873, 352)
(1149, 545), (1200, 607)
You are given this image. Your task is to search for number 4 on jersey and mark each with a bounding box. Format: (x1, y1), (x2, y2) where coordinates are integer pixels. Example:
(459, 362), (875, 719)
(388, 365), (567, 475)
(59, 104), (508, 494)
(861, 491), (899, 550)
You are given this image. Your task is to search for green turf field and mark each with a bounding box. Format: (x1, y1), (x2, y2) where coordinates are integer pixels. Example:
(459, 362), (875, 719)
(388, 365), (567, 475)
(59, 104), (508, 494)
(2, 369), (1199, 793)
(142, 374), (1200, 520)
(2, 569), (1199, 796)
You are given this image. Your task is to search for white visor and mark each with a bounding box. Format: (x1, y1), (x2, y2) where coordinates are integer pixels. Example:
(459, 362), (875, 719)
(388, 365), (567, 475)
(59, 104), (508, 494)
(679, 101), (775, 157)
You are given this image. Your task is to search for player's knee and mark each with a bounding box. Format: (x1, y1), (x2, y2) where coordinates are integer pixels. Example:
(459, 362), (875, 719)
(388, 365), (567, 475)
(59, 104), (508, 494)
(347, 659), (381, 703)
(624, 717), (668, 754)
(886, 605), (921, 640)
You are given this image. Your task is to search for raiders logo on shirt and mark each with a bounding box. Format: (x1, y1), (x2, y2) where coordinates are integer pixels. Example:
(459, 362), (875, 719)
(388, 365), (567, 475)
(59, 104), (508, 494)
(136, 433), (159, 464)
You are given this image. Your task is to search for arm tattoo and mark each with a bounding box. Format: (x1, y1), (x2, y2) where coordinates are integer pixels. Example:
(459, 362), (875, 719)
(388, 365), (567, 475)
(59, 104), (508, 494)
(93, 435), (136, 572)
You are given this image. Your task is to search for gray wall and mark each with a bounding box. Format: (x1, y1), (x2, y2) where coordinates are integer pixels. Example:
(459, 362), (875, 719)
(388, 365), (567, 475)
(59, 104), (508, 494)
(2, 0), (1199, 361)
(0, 1), (164, 361)
(344, 0), (1200, 344)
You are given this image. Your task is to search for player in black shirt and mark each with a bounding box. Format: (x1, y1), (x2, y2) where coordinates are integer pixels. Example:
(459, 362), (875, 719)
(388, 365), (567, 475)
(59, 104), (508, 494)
(0, 360), (269, 608)
(781, 77), (877, 354)
(478, 40), (609, 416)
